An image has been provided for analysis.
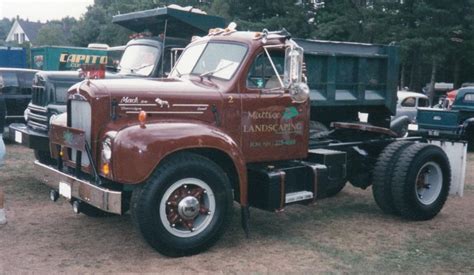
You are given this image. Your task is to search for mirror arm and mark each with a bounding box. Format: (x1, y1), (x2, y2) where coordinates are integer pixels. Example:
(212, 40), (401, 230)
(263, 46), (284, 88)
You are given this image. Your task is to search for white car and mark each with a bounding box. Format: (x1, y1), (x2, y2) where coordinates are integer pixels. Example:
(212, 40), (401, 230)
(395, 91), (429, 122)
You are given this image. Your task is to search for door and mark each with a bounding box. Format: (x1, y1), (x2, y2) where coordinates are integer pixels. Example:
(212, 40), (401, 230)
(240, 49), (309, 163)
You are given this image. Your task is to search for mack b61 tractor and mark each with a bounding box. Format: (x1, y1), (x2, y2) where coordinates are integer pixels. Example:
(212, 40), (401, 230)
(36, 25), (465, 257)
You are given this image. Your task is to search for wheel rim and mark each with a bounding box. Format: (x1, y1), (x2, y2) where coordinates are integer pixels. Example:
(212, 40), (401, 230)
(415, 161), (443, 205)
(159, 178), (216, 238)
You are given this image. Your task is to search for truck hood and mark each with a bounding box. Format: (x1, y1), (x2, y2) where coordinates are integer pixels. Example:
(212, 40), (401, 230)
(77, 77), (221, 98)
(69, 77), (224, 135)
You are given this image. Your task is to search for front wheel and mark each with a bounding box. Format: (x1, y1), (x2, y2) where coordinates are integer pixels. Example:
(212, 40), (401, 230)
(391, 143), (451, 220)
(131, 152), (233, 257)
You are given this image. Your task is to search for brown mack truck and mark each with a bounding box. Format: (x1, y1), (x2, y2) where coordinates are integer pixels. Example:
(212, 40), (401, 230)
(36, 25), (466, 257)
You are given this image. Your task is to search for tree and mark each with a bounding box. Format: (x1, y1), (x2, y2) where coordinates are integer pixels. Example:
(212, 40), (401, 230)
(36, 24), (68, 46)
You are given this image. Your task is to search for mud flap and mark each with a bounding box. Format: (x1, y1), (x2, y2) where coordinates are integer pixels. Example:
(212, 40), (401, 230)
(428, 140), (467, 196)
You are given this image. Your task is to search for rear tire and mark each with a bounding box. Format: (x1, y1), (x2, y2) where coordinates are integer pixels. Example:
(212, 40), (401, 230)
(391, 143), (451, 220)
(372, 141), (414, 214)
(131, 152), (233, 257)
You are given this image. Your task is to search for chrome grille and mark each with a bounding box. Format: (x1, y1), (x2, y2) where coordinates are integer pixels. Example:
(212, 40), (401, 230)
(31, 85), (47, 106)
(27, 103), (48, 132)
(70, 100), (91, 166)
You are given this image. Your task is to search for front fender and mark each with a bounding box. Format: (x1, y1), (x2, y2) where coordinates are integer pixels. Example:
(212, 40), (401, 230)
(111, 122), (248, 203)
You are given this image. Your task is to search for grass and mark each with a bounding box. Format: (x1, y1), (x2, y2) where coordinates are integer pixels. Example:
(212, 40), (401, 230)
(1, 144), (473, 273)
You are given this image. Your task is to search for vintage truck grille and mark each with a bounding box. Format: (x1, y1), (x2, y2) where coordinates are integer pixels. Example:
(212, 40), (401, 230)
(70, 100), (92, 166)
(31, 85), (48, 106)
(27, 104), (48, 132)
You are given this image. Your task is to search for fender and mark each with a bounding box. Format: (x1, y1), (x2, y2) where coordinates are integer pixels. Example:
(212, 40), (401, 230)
(111, 122), (249, 205)
(461, 117), (474, 136)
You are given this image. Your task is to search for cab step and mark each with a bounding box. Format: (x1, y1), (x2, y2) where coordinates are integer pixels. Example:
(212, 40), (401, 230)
(285, 191), (314, 204)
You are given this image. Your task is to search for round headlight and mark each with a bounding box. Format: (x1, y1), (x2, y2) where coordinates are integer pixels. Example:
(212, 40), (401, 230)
(24, 109), (29, 122)
(102, 138), (112, 161)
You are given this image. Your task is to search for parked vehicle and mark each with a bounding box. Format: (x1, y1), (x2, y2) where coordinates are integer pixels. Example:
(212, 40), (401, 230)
(395, 91), (429, 121)
(412, 87), (474, 150)
(35, 28), (465, 257)
(0, 68), (38, 134)
(359, 91), (428, 136)
(0, 47), (27, 68)
(9, 5), (225, 164)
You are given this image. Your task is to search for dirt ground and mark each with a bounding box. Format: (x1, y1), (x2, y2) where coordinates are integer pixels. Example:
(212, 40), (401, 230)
(0, 143), (473, 273)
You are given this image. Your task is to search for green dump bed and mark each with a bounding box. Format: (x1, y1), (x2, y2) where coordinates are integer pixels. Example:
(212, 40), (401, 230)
(294, 38), (399, 119)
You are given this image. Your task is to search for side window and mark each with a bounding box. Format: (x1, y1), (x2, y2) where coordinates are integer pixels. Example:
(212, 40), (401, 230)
(418, 98), (429, 107)
(247, 51), (284, 89)
(18, 72), (35, 95)
(463, 93), (474, 103)
(401, 97), (416, 107)
(0, 72), (19, 94)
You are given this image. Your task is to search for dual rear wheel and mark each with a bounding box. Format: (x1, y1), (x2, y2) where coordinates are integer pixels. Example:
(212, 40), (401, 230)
(372, 142), (451, 220)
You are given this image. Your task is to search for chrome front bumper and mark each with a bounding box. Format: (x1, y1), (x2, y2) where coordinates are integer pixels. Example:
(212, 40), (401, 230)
(34, 161), (122, 214)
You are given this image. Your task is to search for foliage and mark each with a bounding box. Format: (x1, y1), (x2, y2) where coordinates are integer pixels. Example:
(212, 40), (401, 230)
(0, 18), (13, 45)
(36, 24), (69, 46)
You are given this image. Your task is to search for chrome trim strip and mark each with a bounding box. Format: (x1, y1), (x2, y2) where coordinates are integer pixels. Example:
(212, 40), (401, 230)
(28, 104), (47, 113)
(172, 104), (209, 107)
(118, 103), (157, 107)
(126, 111), (204, 115)
(35, 161), (122, 214)
(28, 112), (48, 122)
(27, 120), (48, 130)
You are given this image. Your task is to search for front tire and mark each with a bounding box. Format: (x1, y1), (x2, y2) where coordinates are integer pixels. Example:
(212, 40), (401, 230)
(391, 143), (451, 220)
(131, 152), (233, 257)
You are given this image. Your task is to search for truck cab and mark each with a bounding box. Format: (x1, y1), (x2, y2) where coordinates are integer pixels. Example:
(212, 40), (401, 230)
(36, 27), (461, 257)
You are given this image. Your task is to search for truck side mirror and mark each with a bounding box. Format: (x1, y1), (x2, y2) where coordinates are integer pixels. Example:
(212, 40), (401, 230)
(284, 43), (309, 103)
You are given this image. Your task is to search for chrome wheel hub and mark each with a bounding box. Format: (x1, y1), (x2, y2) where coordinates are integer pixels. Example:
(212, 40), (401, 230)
(178, 196), (200, 219)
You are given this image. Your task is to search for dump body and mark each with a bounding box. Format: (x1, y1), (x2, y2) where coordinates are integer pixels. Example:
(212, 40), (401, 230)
(0, 47), (27, 68)
(294, 39), (399, 125)
(31, 46), (108, 71)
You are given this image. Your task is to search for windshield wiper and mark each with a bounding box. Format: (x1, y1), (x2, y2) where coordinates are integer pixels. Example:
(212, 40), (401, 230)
(131, 63), (153, 73)
(199, 62), (234, 80)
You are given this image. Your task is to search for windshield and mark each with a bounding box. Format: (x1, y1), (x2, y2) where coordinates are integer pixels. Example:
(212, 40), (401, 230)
(119, 44), (160, 76)
(170, 42), (247, 80)
(53, 83), (71, 103)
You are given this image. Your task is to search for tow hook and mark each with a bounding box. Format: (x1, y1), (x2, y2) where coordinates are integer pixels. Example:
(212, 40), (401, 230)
(49, 190), (59, 202)
(71, 200), (81, 214)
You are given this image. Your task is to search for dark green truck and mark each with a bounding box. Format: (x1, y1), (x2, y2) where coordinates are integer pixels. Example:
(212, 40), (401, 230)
(412, 87), (474, 150)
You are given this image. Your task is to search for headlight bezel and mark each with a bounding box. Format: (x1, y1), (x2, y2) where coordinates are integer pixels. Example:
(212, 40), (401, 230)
(101, 137), (112, 162)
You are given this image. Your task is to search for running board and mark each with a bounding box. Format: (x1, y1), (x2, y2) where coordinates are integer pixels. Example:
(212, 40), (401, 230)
(285, 191), (314, 204)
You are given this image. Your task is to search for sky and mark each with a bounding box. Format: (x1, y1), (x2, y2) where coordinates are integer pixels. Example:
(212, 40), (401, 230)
(0, 0), (94, 22)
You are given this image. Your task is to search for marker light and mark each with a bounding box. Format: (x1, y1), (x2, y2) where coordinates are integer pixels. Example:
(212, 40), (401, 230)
(138, 110), (147, 127)
(102, 163), (110, 175)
